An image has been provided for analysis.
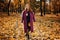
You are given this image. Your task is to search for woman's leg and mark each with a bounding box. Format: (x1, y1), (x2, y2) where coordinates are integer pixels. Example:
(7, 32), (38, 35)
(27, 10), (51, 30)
(27, 22), (31, 32)
(25, 22), (30, 39)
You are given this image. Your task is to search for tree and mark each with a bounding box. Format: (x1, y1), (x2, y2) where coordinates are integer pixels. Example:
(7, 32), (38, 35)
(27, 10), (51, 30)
(18, 0), (21, 13)
(7, 0), (11, 16)
(44, 0), (45, 15)
(40, 0), (43, 16)
(53, 0), (59, 16)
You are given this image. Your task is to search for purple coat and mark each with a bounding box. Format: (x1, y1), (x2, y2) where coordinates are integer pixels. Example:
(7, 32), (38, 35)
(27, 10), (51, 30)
(22, 10), (35, 33)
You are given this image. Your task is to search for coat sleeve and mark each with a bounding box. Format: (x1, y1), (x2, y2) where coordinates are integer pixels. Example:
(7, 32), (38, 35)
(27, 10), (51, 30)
(21, 11), (24, 23)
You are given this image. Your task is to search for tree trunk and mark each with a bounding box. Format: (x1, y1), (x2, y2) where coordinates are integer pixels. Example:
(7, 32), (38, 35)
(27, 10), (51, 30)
(40, 0), (43, 16)
(8, 0), (11, 16)
(44, 0), (45, 15)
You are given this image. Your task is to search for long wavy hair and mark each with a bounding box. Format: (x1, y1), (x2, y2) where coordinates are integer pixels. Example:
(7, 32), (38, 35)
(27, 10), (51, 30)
(24, 3), (33, 12)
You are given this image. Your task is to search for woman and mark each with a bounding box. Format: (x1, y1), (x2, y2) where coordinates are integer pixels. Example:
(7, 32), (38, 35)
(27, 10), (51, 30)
(21, 3), (35, 34)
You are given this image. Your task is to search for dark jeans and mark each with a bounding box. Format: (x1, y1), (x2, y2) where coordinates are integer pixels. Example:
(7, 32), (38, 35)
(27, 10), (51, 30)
(25, 22), (30, 39)
(27, 22), (31, 32)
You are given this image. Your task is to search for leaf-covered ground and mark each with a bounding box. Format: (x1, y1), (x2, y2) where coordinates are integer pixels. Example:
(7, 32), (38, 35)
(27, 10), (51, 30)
(0, 12), (60, 40)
